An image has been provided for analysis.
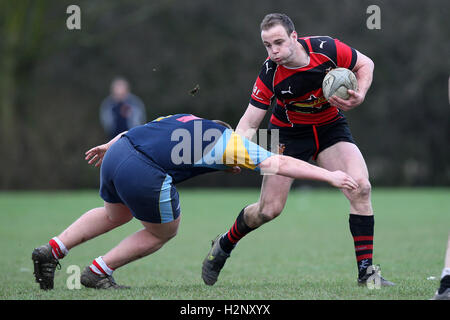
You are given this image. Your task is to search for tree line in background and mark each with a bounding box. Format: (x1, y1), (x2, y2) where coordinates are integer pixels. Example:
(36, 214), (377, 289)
(0, 0), (449, 189)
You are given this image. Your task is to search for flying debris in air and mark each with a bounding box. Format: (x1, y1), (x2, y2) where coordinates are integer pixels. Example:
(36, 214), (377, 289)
(189, 84), (200, 96)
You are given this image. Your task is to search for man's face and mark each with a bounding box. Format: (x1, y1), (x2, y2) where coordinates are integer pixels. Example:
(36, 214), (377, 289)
(261, 24), (297, 65)
(111, 80), (129, 101)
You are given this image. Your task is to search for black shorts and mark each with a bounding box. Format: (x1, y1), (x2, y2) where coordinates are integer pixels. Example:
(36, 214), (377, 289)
(268, 115), (355, 162)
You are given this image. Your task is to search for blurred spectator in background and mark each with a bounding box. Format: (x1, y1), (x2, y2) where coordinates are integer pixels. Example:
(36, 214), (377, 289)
(100, 77), (146, 139)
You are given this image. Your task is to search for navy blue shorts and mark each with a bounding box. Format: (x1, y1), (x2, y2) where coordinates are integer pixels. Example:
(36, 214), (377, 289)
(99, 136), (180, 224)
(269, 115), (355, 161)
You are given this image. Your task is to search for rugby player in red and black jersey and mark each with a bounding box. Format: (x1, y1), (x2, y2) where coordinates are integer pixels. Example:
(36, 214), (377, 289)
(202, 13), (395, 287)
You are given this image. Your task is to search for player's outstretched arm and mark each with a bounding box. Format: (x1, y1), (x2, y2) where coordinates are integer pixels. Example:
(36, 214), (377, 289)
(84, 131), (128, 167)
(258, 154), (358, 190)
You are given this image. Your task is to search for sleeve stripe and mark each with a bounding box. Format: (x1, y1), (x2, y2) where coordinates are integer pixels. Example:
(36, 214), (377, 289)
(348, 48), (357, 70)
(250, 98), (271, 110)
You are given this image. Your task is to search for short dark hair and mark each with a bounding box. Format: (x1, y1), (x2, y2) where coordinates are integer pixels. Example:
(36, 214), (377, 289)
(212, 119), (233, 130)
(260, 13), (295, 35)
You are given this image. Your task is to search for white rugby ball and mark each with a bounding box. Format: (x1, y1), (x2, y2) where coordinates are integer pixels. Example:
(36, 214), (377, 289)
(322, 67), (358, 100)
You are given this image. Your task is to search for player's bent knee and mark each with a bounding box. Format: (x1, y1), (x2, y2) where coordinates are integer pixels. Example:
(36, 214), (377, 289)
(348, 179), (371, 200)
(358, 179), (371, 197)
(149, 228), (177, 244)
(104, 204), (133, 225)
(108, 213), (133, 225)
(142, 218), (180, 244)
(163, 228), (178, 242)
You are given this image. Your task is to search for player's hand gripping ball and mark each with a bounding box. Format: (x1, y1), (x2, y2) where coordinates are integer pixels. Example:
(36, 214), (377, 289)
(322, 67), (358, 100)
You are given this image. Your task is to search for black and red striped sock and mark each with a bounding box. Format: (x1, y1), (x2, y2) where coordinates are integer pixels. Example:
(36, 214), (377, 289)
(219, 207), (256, 254)
(349, 214), (374, 278)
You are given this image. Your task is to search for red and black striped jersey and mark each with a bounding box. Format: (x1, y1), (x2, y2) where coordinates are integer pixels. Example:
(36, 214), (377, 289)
(250, 36), (357, 126)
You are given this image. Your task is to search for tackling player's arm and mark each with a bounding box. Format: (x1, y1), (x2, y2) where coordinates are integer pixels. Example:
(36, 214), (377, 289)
(238, 58), (275, 139)
(329, 50), (374, 111)
(258, 154), (358, 190)
(235, 103), (267, 140)
(224, 132), (358, 190)
(84, 130), (128, 167)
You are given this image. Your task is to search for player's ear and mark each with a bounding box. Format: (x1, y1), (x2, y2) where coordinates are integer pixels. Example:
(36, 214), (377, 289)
(291, 30), (298, 41)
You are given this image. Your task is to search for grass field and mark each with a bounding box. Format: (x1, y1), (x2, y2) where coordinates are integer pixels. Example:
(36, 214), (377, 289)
(0, 188), (448, 300)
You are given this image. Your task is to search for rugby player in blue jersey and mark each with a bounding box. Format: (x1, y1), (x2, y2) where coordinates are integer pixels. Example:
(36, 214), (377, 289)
(31, 114), (357, 290)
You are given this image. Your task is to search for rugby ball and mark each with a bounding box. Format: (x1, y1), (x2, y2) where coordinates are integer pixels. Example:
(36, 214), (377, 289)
(322, 68), (358, 100)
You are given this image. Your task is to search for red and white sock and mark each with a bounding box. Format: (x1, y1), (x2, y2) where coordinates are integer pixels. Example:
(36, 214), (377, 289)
(48, 237), (69, 260)
(89, 256), (114, 276)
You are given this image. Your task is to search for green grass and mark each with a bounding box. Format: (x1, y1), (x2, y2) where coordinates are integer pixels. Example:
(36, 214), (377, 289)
(0, 188), (448, 300)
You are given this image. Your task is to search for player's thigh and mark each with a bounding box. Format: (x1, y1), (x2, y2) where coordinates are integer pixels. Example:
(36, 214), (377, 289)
(258, 174), (294, 214)
(104, 201), (133, 224)
(140, 215), (181, 242)
(316, 141), (369, 180)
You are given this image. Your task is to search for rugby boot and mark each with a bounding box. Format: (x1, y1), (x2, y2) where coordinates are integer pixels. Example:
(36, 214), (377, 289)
(430, 287), (450, 300)
(202, 235), (230, 286)
(357, 266), (395, 287)
(431, 275), (450, 300)
(32, 244), (61, 290)
(80, 266), (130, 289)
